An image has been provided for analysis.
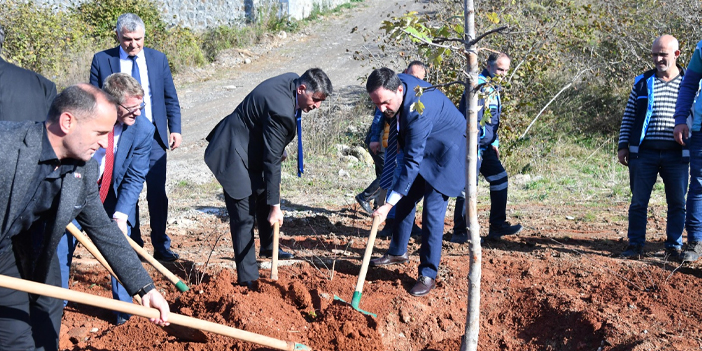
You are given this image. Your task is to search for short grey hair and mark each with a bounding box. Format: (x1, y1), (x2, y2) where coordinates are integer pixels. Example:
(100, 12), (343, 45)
(102, 73), (144, 104)
(115, 13), (145, 34)
(47, 84), (118, 123)
(298, 68), (333, 97)
(487, 52), (510, 67)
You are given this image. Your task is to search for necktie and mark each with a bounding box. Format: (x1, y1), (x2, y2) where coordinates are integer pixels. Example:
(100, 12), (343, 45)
(379, 116), (398, 189)
(129, 55), (145, 116)
(296, 109), (304, 177)
(98, 128), (115, 203)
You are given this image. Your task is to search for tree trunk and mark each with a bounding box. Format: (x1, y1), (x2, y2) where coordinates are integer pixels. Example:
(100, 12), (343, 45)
(460, 0), (481, 350)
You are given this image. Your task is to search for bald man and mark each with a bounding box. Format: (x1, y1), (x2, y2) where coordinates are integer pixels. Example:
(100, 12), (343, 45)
(617, 35), (687, 260)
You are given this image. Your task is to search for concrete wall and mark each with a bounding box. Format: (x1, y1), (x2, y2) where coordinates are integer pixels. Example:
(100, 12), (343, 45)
(32, 0), (351, 29)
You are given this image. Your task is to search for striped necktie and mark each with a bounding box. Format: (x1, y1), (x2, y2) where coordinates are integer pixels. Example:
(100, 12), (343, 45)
(296, 109), (303, 177)
(98, 128), (115, 203)
(379, 116), (398, 189)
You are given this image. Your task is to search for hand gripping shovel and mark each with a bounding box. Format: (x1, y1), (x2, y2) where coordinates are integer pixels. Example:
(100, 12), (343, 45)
(333, 216), (381, 318)
(271, 221), (280, 280)
(0, 274), (311, 350)
(66, 223), (207, 342)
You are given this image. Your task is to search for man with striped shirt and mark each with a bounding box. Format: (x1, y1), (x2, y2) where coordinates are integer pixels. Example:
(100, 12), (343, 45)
(617, 34), (688, 259)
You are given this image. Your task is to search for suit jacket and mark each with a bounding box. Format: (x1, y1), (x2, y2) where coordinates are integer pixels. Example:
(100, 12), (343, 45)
(393, 73), (466, 197)
(0, 58), (56, 122)
(205, 73), (299, 205)
(89, 47), (181, 150)
(103, 116), (154, 227)
(0, 121), (153, 294)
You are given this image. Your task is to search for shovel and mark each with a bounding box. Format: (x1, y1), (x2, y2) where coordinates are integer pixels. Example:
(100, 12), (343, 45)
(66, 223), (208, 342)
(271, 221), (280, 280)
(0, 274), (311, 350)
(333, 216), (381, 318)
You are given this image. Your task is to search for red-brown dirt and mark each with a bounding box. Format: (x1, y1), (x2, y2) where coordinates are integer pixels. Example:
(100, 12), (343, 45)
(59, 203), (702, 351)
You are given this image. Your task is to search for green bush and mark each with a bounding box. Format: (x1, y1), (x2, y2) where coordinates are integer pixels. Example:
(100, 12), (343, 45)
(72, 0), (166, 42)
(0, 0), (95, 81)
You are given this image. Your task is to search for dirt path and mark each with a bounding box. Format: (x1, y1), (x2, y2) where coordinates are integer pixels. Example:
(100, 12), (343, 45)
(166, 0), (422, 191)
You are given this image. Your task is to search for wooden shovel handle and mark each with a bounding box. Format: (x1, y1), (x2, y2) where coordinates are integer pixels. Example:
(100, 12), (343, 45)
(0, 274), (303, 351)
(124, 236), (189, 292)
(271, 222), (280, 280)
(354, 216), (382, 294)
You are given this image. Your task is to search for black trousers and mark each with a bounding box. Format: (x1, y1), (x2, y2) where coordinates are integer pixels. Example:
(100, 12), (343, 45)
(0, 248), (63, 351)
(223, 189), (274, 283)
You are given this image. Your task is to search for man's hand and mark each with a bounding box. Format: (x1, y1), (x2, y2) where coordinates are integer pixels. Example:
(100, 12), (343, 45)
(169, 133), (182, 150)
(674, 124), (689, 146)
(114, 218), (128, 236)
(268, 205), (284, 228)
(281, 149), (288, 162)
(492, 145), (500, 159)
(372, 203), (393, 224)
(617, 149), (630, 166)
(369, 141), (380, 154)
(141, 289), (170, 326)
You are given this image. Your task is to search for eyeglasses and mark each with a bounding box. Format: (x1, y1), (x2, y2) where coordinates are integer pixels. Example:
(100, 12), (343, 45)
(119, 101), (146, 115)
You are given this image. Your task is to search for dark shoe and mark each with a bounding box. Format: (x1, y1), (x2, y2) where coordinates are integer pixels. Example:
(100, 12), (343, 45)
(409, 275), (436, 296)
(665, 247), (682, 262)
(682, 242), (702, 262)
(355, 194), (372, 215)
(621, 244), (644, 259)
(370, 252), (409, 266)
(153, 250), (180, 262)
(260, 249), (294, 260)
(237, 280), (258, 290)
(488, 222), (523, 238)
(449, 230), (468, 243)
(411, 223), (422, 236)
(377, 218), (395, 238)
(115, 313), (130, 326)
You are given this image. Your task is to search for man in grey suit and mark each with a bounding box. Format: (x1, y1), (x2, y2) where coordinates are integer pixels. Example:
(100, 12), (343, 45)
(0, 84), (169, 350)
(58, 73), (155, 326)
(205, 68), (332, 288)
(0, 24), (57, 122)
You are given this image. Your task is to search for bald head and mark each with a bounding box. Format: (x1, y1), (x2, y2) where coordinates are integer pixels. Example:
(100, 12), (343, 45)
(651, 35), (680, 75)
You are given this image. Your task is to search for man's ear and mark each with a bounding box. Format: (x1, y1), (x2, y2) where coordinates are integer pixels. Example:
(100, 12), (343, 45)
(58, 112), (77, 134)
(297, 84), (307, 95)
(675, 49), (681, 59)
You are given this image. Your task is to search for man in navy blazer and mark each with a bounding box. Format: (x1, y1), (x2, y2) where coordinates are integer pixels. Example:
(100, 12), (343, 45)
(89, 13), (182, 261)
(58, 73), (154, 325)
(368, 68), (466, 297)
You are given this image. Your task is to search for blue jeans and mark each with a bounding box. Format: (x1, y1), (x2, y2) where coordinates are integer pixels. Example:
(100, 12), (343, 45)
(686, 132), (702, 243)
(57, 221), (133, 320)
(627, 147), (688, 248)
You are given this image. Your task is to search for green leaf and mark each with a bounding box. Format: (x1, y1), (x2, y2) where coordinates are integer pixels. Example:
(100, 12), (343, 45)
(410, 100), (425, 115)
(486, 12), (500, 24)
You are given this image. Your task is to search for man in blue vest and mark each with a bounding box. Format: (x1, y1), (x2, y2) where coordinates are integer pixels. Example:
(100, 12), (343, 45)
(618, 35), (687, 260)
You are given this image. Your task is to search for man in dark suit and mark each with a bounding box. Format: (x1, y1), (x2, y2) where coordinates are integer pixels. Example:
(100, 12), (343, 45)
(58, 73), (154, 325)
(89, 13), (182, 261)
(0, 84), (169, 350)
(367, 68), (466, 297)
(205, 68), (333, 287)
(0, 24), (57, 122)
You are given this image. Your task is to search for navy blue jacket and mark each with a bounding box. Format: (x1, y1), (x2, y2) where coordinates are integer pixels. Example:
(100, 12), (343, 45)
(394, 73), (466, 197)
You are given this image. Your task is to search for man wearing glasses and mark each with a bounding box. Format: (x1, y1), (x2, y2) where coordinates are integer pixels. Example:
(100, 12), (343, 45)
(617, 35), (688, 260)
(57, 73), (154, 325)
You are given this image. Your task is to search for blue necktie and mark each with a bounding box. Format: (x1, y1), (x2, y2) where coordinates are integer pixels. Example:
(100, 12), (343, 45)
(296, 109), (303, 177)
(129, 56), (145, 116)
(379, 116), (398, 189)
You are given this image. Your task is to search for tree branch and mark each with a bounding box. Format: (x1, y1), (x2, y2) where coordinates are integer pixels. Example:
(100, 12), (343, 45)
(466, 26), (509, 46)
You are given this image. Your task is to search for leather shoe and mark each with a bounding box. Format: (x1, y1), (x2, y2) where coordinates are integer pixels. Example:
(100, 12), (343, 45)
(153, 250), (180, 262)
(237, 280), (258, 290)
(260, 249), (294, 260)
(409, 275), (436, 296)
(355, 194), (372, 215)
(115, 313), (130, 326)
(370, 252), (409, 266)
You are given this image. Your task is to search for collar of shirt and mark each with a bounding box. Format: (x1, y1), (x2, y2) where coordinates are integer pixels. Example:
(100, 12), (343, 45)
(40, 124), (79, 178)
(92, 122), (123, 176)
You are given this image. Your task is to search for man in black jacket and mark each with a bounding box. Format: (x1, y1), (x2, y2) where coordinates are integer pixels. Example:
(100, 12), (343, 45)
(205, 68), (333, 287)
(0, 24), (57, 122)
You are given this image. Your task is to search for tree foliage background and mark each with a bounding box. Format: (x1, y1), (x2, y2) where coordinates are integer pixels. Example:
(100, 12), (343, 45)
(356, 0), (702, 166)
